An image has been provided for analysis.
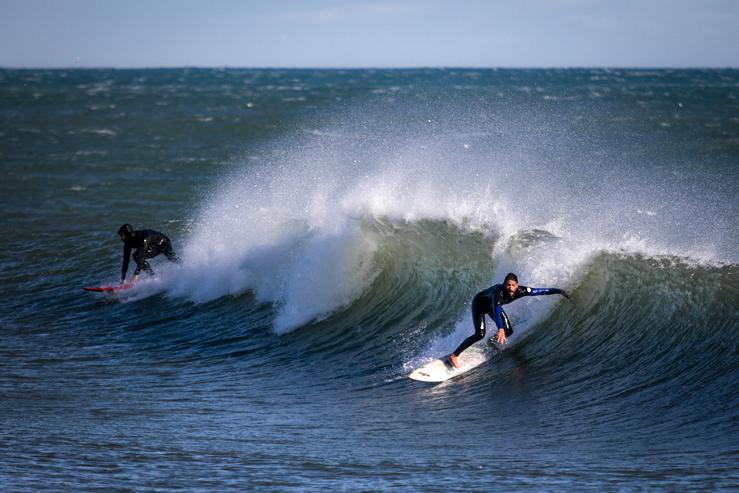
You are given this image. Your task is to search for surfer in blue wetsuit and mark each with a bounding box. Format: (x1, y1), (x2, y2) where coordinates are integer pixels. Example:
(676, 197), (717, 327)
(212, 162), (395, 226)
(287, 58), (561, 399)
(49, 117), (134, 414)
(118, 224), (179, 284)
(449, 273), (569, 368)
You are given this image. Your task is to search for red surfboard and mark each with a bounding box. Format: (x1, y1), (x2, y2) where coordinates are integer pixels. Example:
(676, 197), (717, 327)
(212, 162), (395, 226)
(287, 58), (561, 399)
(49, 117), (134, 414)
(82, 283), (134, 293)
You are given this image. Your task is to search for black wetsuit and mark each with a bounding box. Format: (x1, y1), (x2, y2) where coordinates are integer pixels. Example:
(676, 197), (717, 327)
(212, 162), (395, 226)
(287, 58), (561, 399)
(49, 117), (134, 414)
(121, 229), (178, 282)
(452, 284), (565, 357)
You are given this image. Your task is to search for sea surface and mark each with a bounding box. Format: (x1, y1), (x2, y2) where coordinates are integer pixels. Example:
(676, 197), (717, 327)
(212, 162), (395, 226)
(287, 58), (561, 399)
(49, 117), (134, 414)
(1, 68), (738, 491)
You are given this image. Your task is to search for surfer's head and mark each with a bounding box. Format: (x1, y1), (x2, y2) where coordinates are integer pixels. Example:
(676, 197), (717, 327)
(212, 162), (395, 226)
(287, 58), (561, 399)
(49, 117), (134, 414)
(503, 272), (519, 297)
(118, 224), (134, 241)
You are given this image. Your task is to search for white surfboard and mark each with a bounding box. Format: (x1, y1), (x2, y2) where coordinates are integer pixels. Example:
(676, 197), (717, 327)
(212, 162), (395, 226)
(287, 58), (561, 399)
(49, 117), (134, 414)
(409, 342), (501, 383)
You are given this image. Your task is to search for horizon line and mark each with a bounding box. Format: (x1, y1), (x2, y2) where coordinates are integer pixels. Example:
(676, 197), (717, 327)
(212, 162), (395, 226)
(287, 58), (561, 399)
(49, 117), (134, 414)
(2, 64), (738, 71)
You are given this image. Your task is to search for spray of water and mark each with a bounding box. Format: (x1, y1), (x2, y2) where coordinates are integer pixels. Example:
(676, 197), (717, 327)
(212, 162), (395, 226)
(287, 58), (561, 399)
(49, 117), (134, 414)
(149, 102), (731, 335)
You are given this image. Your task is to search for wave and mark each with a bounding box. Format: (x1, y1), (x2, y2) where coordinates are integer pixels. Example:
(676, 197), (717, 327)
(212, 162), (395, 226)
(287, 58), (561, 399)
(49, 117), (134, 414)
(126, 220), (737, 405)
(111, 102), (733, 384)
(128, 100), (734, 336)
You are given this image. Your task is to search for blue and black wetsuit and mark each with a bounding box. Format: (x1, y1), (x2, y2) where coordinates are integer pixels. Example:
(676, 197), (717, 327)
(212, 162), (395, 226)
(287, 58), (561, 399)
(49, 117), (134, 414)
(121, 229), (179, 282)
(452, 284), (565, 357)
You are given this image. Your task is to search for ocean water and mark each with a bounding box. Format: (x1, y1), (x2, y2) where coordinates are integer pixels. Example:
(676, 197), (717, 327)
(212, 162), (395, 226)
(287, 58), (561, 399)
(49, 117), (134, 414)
(1, 68), (737, 491)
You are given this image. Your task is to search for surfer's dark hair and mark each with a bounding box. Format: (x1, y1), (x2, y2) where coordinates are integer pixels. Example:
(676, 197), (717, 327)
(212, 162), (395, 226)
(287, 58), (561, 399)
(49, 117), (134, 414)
(118, 224), (134, 237)
(504, 273), (518, 283)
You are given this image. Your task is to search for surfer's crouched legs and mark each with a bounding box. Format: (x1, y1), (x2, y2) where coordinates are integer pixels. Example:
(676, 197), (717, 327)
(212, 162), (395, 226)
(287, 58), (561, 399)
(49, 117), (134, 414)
(132, 249), (154, 276)
(451, 294), (514, 367)
(452, 293), (489, 359)
(133, 237), (178, 276)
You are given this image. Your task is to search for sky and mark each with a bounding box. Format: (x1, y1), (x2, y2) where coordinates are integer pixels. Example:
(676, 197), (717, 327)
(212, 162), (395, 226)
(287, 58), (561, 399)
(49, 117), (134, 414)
(1, 0), (738, 68)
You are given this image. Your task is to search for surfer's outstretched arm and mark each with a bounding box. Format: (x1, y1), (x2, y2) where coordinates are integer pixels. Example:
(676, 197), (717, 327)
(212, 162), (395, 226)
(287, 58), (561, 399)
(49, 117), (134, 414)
(493, 286), (569, 344)
(527, 287), (570, 298)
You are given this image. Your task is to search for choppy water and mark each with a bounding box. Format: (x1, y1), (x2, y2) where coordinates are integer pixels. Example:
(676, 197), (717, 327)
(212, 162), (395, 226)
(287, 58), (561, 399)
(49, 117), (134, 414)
(1, 68), (738, 491)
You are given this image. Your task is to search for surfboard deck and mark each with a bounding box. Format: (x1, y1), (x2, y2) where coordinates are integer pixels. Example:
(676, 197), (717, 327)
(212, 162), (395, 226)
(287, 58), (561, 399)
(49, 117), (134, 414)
(82, 283), (134, 293)
(409, 342), (501, 383)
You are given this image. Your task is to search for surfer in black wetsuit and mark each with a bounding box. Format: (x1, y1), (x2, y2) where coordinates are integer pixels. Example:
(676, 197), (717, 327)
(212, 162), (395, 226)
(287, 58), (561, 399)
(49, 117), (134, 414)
(118, 224), (179, 284)
(449, 273), (569, 368)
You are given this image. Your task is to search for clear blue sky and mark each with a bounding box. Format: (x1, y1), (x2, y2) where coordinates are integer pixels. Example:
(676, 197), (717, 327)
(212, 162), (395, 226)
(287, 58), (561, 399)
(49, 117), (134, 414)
(2, 0), (738, 68)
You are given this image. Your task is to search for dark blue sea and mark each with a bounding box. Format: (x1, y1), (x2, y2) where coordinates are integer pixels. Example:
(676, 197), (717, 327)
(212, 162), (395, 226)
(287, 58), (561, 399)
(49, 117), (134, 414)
(1, 68), (738, 491)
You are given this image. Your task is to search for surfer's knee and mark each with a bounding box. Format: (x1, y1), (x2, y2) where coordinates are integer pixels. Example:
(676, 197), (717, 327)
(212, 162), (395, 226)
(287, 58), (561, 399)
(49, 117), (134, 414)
(472, 310), (486, 340)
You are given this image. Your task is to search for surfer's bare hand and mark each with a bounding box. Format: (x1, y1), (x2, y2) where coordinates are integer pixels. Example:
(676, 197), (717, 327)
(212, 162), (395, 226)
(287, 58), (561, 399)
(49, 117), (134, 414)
(496, 328), (507, 345)
(562, 290), (570, 299)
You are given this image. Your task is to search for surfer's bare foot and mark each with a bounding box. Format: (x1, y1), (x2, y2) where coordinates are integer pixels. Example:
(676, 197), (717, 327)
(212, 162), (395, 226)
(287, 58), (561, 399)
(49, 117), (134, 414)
(449, 354), (460, 368)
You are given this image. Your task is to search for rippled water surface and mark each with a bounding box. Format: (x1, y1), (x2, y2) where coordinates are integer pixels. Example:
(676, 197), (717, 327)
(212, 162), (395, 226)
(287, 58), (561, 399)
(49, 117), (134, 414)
(1, 68), (738, 491)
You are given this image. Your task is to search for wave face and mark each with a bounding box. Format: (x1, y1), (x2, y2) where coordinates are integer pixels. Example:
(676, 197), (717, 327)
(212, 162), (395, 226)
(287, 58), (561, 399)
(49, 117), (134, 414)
(1, 68), (738, 490)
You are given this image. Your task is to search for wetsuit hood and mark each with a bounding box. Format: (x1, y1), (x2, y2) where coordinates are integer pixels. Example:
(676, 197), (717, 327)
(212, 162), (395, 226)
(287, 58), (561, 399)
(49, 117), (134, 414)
(118, 224), (134, 239)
